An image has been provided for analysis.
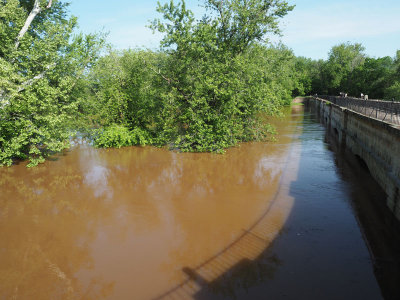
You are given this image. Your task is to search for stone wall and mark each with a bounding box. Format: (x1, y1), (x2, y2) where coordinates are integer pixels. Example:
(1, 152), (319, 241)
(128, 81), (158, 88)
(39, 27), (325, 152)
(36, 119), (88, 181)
(306, 97), (400, 221)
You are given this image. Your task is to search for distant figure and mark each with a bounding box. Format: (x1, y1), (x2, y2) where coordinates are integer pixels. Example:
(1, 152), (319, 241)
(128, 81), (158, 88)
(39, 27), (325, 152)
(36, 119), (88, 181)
(361, 93), (364, 99)
(364, 95), (368, 100)
(340, 92), (345, 98)
(344, 93), (348, 98)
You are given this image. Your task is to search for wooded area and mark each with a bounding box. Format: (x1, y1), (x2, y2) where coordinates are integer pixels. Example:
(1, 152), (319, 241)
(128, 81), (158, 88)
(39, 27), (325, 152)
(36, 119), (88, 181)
(1, 0), (399, 166)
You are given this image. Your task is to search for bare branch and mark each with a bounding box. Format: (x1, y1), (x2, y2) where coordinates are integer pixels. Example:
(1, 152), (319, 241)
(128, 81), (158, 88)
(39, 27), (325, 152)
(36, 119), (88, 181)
(15, 0), (54, 50)
(15, 0), (42, 49)
(145, 60), (192, 102)
(18, 72), (45, 92)
(0, 90), (8, 108)
(146, 61), (172, 85)
(18, 63), (56, 92)
(0, 63), (56, 106)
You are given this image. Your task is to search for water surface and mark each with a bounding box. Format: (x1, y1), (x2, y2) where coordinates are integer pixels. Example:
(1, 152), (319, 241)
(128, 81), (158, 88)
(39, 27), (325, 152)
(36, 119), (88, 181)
(1, 106), (398, 299)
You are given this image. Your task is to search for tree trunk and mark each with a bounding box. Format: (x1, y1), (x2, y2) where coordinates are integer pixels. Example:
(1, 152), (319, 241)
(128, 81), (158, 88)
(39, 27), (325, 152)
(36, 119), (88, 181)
(15, 0), (53, 50)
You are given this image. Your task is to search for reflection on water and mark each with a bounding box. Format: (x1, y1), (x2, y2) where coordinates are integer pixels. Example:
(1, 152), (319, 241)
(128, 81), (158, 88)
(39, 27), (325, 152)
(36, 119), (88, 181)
(0, 107), (301, 299)
(0, 105), (397, 300)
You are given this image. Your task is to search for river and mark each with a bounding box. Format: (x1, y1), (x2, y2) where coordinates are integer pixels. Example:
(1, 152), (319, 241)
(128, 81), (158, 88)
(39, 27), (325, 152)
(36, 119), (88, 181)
(0, 105), (399, 299)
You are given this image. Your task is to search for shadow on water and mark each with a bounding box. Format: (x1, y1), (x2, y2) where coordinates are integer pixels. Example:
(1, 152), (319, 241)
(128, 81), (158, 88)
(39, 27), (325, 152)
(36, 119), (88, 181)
(323, 119), (400, 300)
(151, 107), (304, 300)
(0, 106), (300, 299)
(154, 106), (400, 300)
(1, 106), (399, 300)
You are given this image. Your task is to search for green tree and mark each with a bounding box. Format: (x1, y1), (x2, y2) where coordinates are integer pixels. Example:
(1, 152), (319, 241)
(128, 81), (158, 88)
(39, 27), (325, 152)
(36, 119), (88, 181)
(146, 0), (294, 152)
(306, 45), (400, 100)
(385, 50), (400, 100)
(292, 56), (315, 96)
(83, 49), (166, 148)
(322, 42), (366, 95)
(351, 56), (393, 99)
(86, 49), (166, 129)
(0, 0), (104, 166)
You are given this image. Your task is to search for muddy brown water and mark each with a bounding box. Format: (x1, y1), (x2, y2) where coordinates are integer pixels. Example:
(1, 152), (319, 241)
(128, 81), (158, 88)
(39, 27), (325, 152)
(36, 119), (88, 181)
(1, 106), (399, 300)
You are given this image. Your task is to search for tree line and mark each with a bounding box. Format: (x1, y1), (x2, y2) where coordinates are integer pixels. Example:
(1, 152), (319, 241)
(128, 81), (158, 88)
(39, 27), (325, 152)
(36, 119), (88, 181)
(0, 0), (399, 166)
(297, 43), (400, 100)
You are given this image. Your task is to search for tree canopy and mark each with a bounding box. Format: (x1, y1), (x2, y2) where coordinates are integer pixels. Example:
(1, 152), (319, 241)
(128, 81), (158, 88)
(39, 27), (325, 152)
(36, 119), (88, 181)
(304, 42), (400, 100)
(0, 0), (104, 166)
(86, 0), (297, 153)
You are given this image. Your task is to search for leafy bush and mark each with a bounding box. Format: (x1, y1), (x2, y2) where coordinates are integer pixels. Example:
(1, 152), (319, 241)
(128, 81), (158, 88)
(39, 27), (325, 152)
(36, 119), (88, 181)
(93, 124), (150, 148)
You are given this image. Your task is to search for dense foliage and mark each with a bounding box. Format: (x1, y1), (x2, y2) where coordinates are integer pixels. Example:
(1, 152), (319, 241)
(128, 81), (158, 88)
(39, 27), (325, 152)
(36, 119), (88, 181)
(0, 0), (104, 166)
(302, 42), (400, 100)
(87, 43), (302, 151)
(93, 124), (151, 148)
(87, 0), (298, 152)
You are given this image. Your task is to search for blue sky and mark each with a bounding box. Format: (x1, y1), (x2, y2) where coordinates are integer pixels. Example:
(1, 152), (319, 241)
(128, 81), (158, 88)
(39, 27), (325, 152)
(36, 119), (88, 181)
(68, 0), (400, 60)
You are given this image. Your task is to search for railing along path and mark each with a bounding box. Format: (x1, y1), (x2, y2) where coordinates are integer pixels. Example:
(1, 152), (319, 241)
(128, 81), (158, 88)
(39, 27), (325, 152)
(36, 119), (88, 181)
(318, 95), (400, 126)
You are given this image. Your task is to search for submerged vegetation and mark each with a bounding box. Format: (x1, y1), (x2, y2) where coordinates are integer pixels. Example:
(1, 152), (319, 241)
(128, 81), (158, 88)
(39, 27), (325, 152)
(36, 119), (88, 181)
(87, 0), (300, 153)
(0, 0), (399, 167)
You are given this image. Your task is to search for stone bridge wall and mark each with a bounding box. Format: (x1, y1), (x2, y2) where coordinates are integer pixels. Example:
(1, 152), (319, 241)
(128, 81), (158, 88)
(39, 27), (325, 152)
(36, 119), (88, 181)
(307, 97), (400, 221)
